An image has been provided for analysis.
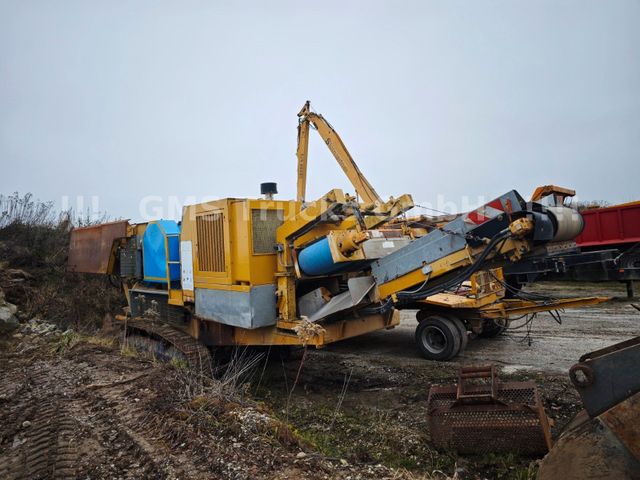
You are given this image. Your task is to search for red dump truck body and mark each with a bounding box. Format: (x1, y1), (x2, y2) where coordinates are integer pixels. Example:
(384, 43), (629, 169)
(576, 201), (640, 250)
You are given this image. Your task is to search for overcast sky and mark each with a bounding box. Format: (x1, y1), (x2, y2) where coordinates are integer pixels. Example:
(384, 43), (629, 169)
(1, 1), (639, 221)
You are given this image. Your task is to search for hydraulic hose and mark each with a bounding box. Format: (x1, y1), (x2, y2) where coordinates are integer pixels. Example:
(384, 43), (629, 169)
(395, 228), (513, 303)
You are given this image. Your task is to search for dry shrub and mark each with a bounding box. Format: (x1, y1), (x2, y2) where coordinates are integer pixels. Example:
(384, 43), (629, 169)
(0, 192), (57, 228)
(146, 350), (302, 452)
(174, 348), (266, 402)
(0, 192), (125, 332)
(293, 316), (325, 345)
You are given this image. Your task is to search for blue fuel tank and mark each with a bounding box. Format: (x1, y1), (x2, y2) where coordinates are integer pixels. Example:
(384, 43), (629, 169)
(143, 220), (181, 283)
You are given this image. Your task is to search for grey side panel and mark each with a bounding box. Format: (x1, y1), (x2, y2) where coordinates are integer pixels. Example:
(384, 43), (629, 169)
(371, 230), (467, 284)
(307, 276), (376, 322)
(371, 190), (525, 284)
(361, 237), (412, 259)
(298, 288), (329, 319)
(195, 285), (277, 329)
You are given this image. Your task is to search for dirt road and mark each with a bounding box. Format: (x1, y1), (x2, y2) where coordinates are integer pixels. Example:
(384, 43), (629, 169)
(0, 339), (207, 479)
(325, 282), (639, 374)
(252, 282), (638, 477)
(0, 282), (636, 479)
(0, 331), (400, 480)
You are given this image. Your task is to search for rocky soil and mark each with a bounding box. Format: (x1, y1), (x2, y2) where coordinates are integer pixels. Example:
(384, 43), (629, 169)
(0, 319), (409, 480)
(1, 281), (636, 479)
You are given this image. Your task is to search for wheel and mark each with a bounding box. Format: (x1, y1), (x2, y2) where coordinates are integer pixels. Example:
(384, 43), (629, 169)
(414, 315), (461, 361)
(447, 315), (469, 352)
(479, 318), (507, 338)
(416, 311), (469, 354)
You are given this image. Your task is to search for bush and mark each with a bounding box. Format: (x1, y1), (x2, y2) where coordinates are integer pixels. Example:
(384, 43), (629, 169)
(0, 193), (125, 332)
(0, 192), (57, 228)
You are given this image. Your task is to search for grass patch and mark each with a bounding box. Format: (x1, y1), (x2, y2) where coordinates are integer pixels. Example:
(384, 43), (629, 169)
(170, 356), (189, 370)
(51, 331), (118, 355)
(477, 453), (537, 480)
(273, 400), (455, 472)
(120, 344), (139, 358)
(51, 330), (81, 354)
(0, 192), (125, 333)
(85, 334), (117, 348)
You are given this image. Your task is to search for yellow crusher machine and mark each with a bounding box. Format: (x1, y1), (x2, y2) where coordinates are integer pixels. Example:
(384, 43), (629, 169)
(68, 101), (606, 363)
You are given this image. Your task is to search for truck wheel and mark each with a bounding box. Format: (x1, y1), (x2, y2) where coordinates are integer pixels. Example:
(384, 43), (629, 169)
(479, 318), (507, 338)
(447, 315), (469, 352)
(415, 315), (461, 361)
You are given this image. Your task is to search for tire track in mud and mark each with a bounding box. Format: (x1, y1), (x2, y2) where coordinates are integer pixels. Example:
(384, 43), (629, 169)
(0, 348), (205, 479)
(80, 387), (181, 478)
(0, 402), (78, 480)
(79, 348), (204, 477)
(0, 363), (78, 479)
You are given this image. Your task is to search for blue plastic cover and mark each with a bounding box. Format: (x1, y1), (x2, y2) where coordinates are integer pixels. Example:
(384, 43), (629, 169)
(297, 237), (342, 276)
(143, 220), (181, 283)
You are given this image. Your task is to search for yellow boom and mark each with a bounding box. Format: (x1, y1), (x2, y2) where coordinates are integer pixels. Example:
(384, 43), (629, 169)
(296, 101), (381, 205)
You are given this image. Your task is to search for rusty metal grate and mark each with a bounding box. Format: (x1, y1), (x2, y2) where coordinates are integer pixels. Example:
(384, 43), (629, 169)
(196, 212), (225, 272)
(119, 236), (141, 278)
(427, 366), (552, 456)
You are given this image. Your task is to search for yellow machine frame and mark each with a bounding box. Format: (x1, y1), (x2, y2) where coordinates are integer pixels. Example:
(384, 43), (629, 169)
(98, 101), (608, 358)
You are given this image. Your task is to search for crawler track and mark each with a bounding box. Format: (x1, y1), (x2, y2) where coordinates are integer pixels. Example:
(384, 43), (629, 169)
(125, 319), (214, 377)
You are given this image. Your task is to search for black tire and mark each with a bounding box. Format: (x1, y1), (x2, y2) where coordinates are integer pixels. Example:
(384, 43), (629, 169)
(415, 315), (461, 361)
(447, 315), (469, 352)
(416, 311), (469, 354)
(479, 318), (507, 338)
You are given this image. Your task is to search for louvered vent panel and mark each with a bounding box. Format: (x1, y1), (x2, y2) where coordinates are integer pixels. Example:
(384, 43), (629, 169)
(196, 213), (225, 272)
(252, 209), (284, 254)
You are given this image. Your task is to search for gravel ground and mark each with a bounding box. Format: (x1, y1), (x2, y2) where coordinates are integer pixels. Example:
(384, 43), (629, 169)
(324, 281), (639, 374)
(254, 281), (638, 478)
(0, 329), (403, 480)
(1, 281), (636, 479)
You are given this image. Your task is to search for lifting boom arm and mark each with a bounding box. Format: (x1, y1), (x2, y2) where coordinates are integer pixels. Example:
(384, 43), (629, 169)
(297, 101), (382, 205)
